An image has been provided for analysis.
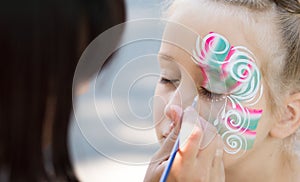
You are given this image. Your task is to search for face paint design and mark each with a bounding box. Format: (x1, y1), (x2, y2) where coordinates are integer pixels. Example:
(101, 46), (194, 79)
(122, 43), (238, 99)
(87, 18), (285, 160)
(192, 32), (263, 154)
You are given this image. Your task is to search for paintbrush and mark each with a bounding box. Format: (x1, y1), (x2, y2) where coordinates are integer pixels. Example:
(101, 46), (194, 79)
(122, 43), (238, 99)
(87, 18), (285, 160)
(159, 96), (199, 182)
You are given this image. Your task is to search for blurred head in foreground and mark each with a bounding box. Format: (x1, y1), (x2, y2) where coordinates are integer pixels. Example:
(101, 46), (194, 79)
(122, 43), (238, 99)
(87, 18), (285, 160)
(0, 0), (125, 181)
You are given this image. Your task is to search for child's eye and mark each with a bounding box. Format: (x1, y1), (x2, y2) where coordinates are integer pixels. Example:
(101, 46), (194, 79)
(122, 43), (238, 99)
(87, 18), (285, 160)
(198, 86), (226, 102)
(159, 77), (180, 87)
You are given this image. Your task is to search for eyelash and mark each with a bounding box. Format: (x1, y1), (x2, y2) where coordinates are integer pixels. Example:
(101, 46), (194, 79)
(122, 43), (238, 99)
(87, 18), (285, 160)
(159, 77), (226, 102)
(198, 87), (226, 102)
(159, 77), (180, 87)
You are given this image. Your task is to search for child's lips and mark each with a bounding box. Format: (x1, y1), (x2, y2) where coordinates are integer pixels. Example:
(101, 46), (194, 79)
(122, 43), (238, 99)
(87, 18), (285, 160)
(161, 121), (174, 139)
(159, 104), (183, 143)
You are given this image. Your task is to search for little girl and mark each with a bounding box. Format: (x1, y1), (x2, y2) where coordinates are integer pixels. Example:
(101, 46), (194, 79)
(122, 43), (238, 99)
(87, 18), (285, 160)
(144, 0), (300, 181)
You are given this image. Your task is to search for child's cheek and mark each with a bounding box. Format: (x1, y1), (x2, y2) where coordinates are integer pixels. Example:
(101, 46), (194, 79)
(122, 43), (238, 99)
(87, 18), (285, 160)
(193, 32), (264, 155)
(198, 99), (225, 122)
(199, 98), (263, 155)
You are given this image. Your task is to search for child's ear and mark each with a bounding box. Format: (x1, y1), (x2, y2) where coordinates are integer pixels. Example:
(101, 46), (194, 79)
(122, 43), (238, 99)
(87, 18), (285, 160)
(270, 92), (300, 139)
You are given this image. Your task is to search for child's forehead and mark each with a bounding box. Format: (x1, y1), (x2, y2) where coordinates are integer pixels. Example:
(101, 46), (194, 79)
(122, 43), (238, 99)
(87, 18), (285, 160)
(165, 0), (279, 72)
(169, 2), (254, 46)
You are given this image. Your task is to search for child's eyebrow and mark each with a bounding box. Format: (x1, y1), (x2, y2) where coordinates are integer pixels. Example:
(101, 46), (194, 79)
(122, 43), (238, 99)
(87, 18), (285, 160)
(158, 53), (175, 62)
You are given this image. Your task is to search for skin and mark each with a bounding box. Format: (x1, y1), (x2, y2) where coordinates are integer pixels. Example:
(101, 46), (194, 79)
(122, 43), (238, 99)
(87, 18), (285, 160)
(193, 32), (263, 152)
(145, 0), (300, 181)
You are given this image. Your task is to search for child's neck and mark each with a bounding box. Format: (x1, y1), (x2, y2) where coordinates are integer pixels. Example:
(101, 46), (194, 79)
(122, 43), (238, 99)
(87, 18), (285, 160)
(224, 137), (299, 182)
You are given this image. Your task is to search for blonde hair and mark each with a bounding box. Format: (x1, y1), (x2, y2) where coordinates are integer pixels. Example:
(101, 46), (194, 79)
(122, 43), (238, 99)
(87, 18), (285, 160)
(222, 0), (300, 157)
(218, 0), (300, 158)
(274, 0), (300, 157)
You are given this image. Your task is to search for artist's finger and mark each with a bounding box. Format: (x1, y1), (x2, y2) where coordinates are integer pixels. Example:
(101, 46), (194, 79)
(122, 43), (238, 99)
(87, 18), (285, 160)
(212, 135), (224, 167)
(196, 131), (219, 165)
(179, 106), (203, 160)
(144, 105), (183, 182)
(152, 105), (183, 161)
(211, 136), (225, 182)
(165, 104), (183, 126)
(144, 159), (168, 182)
(151, 160), (176, 182)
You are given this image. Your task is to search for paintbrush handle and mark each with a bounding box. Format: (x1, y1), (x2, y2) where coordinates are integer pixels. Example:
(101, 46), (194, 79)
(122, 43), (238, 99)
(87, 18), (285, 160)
(159, 134), (180, 182)
(159, 95), (199, 182)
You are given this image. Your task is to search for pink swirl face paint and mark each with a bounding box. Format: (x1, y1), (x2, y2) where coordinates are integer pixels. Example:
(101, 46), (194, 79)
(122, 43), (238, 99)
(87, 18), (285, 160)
(192, 32), (263, 154)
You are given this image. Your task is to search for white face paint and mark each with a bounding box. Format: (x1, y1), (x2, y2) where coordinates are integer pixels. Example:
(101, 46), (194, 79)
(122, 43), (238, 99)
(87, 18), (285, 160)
(192, 32), (264, 154)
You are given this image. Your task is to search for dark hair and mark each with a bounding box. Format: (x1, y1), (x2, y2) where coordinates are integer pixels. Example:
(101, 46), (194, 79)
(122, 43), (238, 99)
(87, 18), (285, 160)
(0, 0), (125, 181)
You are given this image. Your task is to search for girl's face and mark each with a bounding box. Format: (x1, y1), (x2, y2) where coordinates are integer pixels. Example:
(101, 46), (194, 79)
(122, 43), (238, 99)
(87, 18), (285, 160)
(153, 0), (278, 167)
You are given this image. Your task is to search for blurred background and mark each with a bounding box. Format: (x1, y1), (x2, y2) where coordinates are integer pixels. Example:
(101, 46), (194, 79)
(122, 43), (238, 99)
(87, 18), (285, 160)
(70, 0), (164, 181)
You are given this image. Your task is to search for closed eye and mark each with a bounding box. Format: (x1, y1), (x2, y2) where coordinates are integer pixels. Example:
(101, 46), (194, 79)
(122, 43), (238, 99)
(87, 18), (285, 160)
(159, 77), (180, 87)
(198, 86), (225, 102)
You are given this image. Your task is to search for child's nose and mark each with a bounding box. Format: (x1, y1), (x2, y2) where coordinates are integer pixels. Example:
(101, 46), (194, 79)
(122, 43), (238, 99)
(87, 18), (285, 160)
(165, 89), (182, 111)
(165, 84), (197, 114)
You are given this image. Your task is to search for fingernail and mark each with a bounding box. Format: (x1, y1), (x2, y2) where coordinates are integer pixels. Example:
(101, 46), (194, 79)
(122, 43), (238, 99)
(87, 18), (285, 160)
(169, 122), (175, 130)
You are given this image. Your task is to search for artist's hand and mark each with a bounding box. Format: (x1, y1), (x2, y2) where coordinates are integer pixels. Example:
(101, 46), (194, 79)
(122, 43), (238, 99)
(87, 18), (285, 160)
(144, 105), (183, 182)
(144, 105), (225, 182)
(167, 106), (225, 182)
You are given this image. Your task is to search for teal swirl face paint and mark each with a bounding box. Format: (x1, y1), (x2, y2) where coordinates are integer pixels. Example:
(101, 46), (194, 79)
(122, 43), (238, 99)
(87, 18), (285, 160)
(192, 32), (263, 154)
